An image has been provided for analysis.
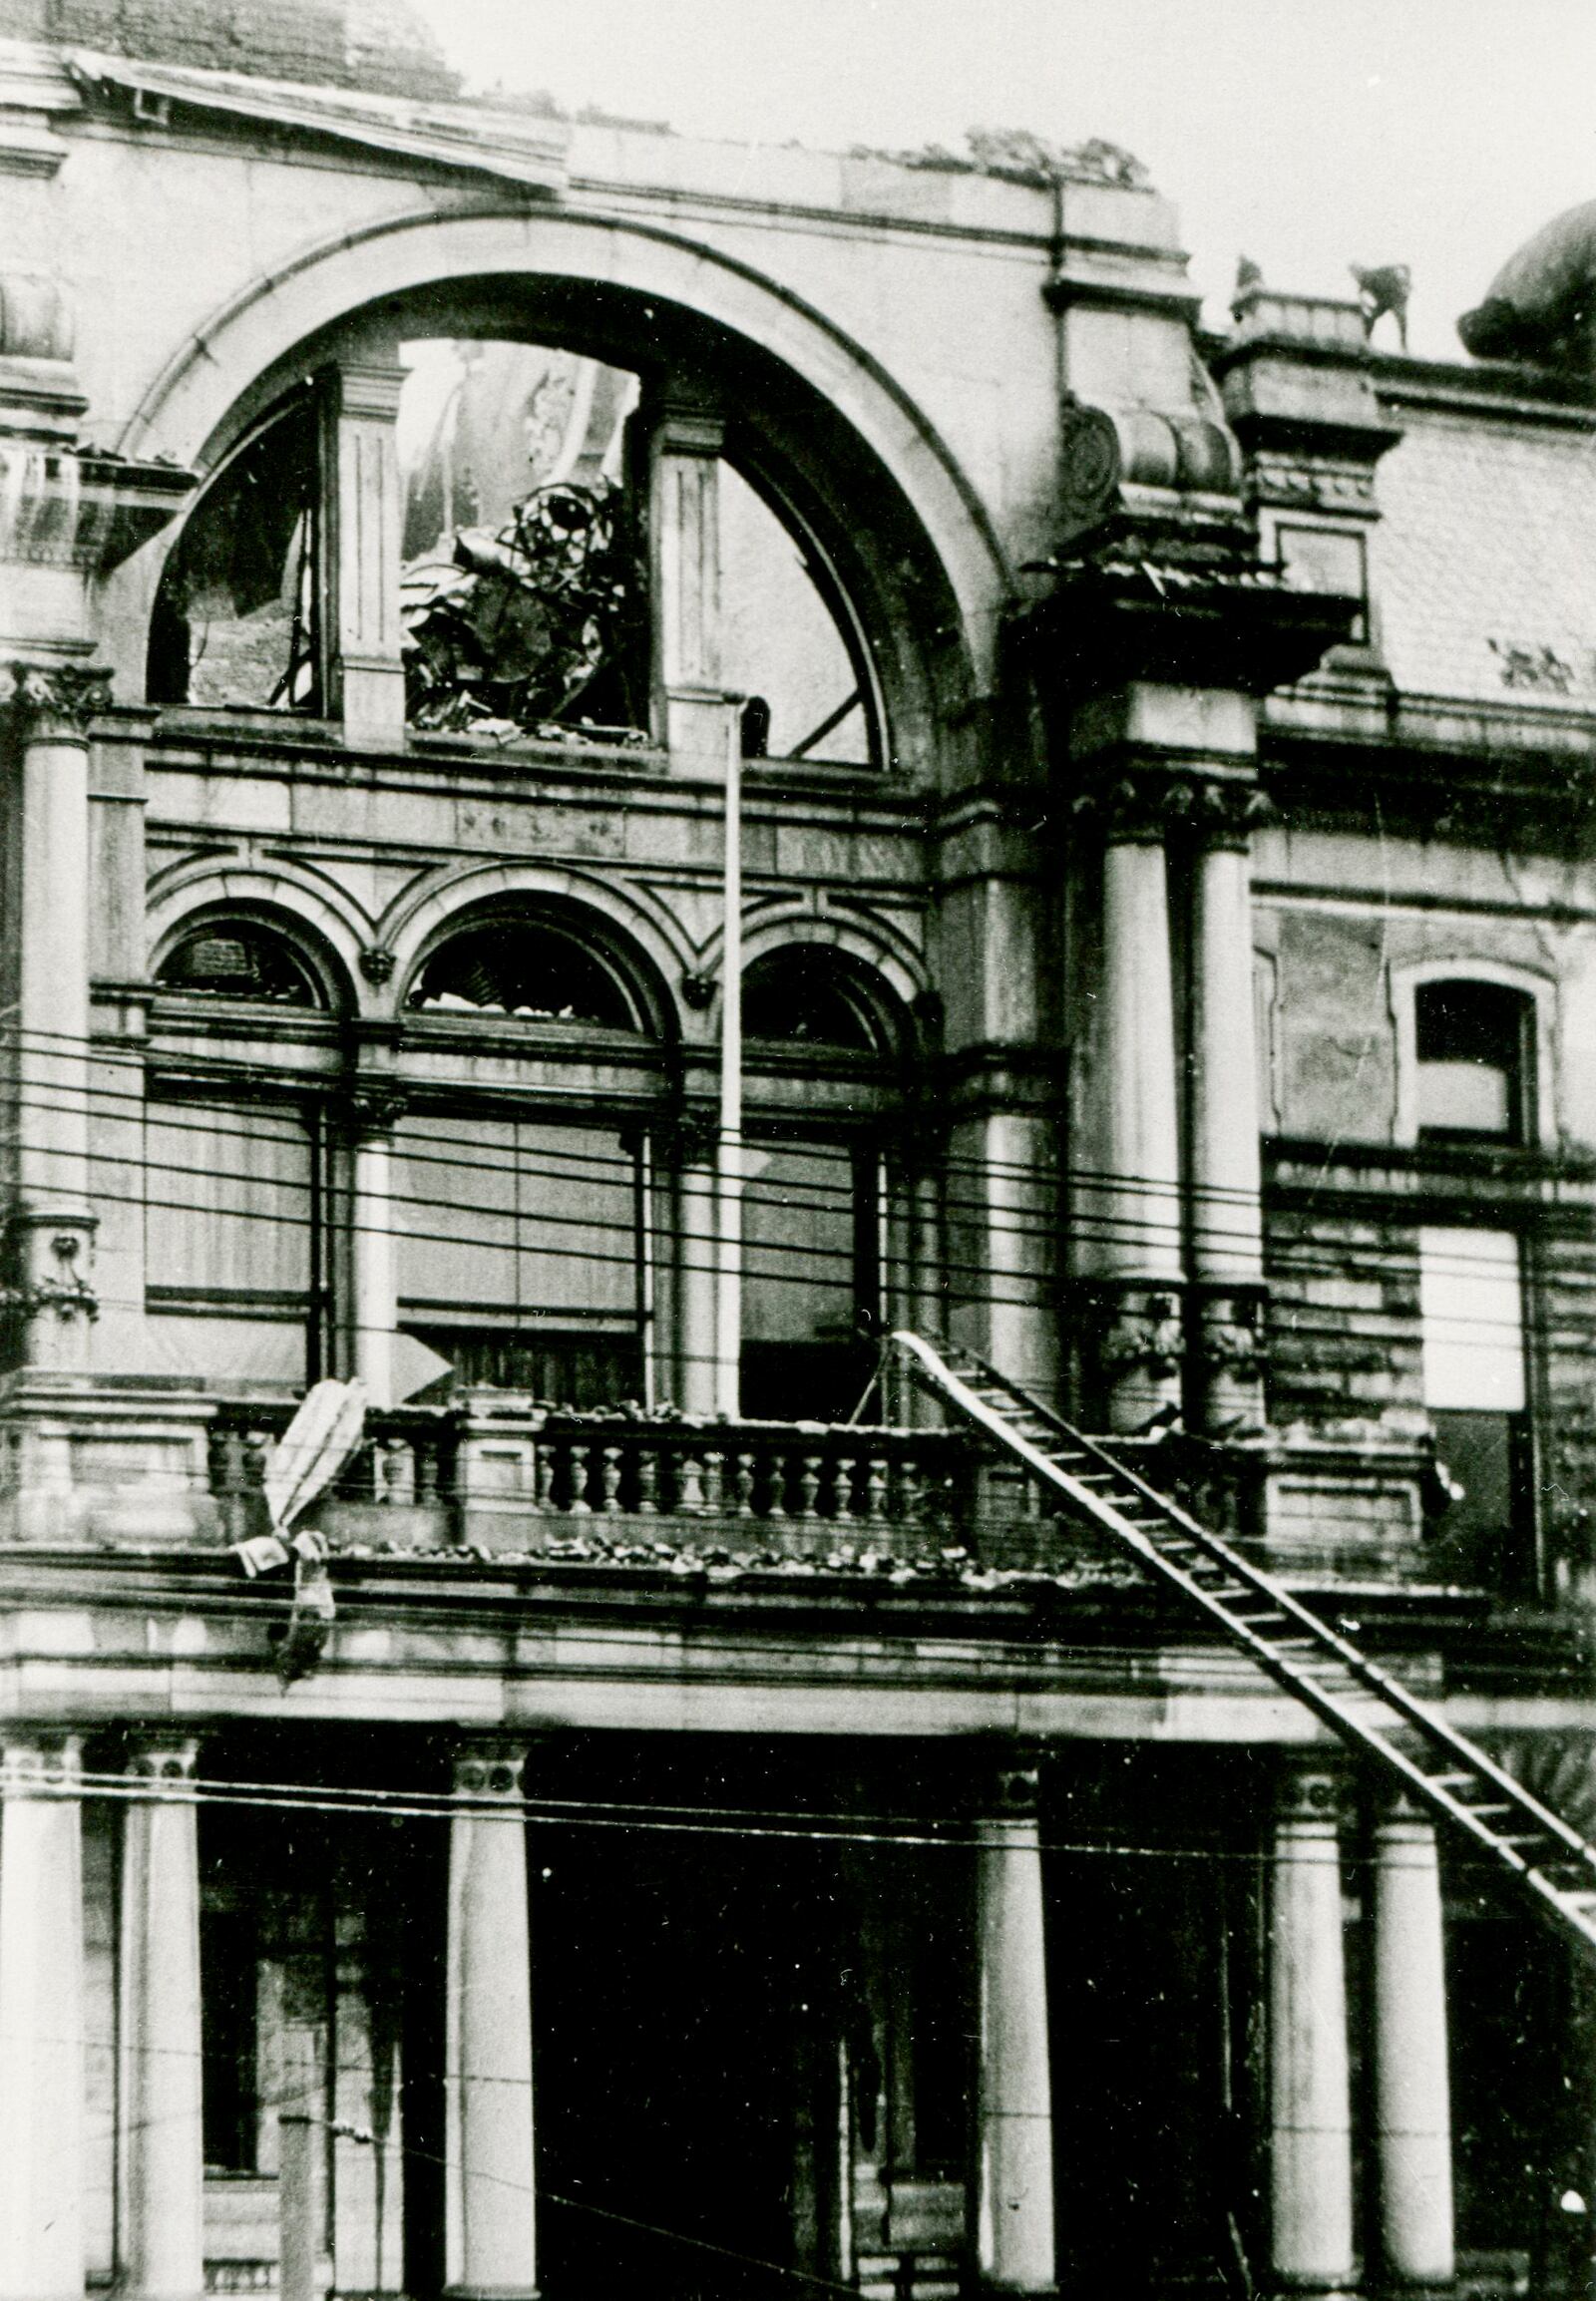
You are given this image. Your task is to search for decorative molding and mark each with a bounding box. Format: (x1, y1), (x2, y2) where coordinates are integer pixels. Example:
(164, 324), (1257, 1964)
(358, 945), (397, 986)
(1192, 1285), (1268, 1384)
(1073, 768), (1272, 848)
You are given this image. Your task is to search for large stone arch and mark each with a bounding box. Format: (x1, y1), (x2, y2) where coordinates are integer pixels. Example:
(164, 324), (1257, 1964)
(115, 202), (1009, 695)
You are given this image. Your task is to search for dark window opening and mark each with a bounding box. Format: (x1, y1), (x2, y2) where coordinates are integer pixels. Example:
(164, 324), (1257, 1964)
(1416, 980), (1533, 1143)
(741, 1138), (878, 1422)
(743, 951), (882, 1053)
(1430, 1407), (1535, 1598)
(148, 396), (321, 712)
(157, 923), (324, 1007)
(406, 922), (640, 1029)
(200, 1904), (258, 2172)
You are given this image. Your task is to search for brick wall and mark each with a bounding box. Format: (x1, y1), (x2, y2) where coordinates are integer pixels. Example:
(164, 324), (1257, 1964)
(0, 0), (461, 99)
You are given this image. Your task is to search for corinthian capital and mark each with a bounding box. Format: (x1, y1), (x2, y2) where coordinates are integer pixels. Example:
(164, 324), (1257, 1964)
(7, 660), (113, 737)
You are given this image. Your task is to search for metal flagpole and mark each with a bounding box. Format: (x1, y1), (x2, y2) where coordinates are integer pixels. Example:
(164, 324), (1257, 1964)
(715, 698), (744, 1417)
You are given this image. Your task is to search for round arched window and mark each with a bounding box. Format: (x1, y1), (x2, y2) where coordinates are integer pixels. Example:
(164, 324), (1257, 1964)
(157, 922), (323, 1007)
(742, 950), (882, 1051)
(406, 920), (640, 1029)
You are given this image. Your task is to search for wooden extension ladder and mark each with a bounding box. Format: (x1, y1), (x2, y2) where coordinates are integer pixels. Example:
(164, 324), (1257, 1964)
(891, 1328), (1596, 1959)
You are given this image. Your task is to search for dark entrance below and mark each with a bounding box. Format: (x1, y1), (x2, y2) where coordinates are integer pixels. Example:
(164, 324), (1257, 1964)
(538, 1812), (844, 2299)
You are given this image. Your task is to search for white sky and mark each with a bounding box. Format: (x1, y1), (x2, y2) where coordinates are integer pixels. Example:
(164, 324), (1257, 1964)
(413, 0), (1596, 358)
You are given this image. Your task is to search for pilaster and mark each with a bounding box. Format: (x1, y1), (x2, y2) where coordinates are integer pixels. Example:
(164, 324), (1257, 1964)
(4, 660), (110, 1372)
(1372, 1790), (1454, 2287)
(446, 1737), (538, 2301)
(974, 1747), (1056, 2297)
(345, 1084), (406, 1409)
(647, 390), (728, 761)
(0, 1730), (86, 2301)
(327, 360), (408, 751)
(120, 1732), (203, 2301)
(1268, 1761), (1355, 2294)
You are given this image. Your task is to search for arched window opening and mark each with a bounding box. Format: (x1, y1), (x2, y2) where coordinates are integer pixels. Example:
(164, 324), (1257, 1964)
(1415, 980), (1533, 1143)
(720, 465), (876, 766)
(743, 950), (885, 1054)
(398, 339), (648, 740)
(148, 396), (321, 712)
(406, 919), (642, 1030)
(157, 922), (324, 1008)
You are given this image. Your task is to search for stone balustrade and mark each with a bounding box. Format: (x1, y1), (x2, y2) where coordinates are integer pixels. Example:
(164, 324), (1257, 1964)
(207, 1399), (1040, 1565)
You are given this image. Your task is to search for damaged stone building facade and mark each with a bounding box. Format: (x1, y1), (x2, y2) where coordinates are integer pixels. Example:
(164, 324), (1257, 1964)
(4, 3), (1596, 2297)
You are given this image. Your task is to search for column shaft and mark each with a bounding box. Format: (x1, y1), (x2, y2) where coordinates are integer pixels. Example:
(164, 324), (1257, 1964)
(352, 1128), (398, 1408)
(9, 670), (106, 1367)
(0, 1734), (87, 2301)
(446, 1743), (537, 2300)
(1189, 831), (1266, 1428)
(1374, 1798), (1454, 2285)
(1269, 1765), (1355, 2290)
(975, 1758), (1056, 2295)
(122, 1735), (204, 2301)
(677, 1150), (717, 1413)
(1096, 829), (1183, 1428)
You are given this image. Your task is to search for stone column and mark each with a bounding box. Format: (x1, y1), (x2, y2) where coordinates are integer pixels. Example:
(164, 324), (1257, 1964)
(1092, 779), (1184, 1430)
(0, 1732), (86, 2301)
(328, 360), (407, 751)
(446, 1740), (537, 2301)
(974, 1750), (1056, 2296)
(648, 389), (726, 760)
(674, 1116), (718, 1414)
(1188, 783), (1269, 1431)
(1373, 1792), (1454, 2287)
(5, 663), (108, 1371)
(349, 1093), (403, 1409)
(1269, 1762), (1355, 2292)
(121, 1733), (203, 2301)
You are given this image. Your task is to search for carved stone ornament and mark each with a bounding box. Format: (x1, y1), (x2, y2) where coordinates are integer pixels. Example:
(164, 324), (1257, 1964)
(1075, 771), (1274, 849)
(358, 946), (397, 986)
(1, 1226), (98, 1323)
(1195, 778), (1276, 851)
(1195, 1288), (1268, 1383)
(7, 659), (113, 735)
(453, 1739), (528, 1800)
(986, 1746), (1044, 1818)
(1278, 1763), (1345, 1827)
(1058, 402), (1123, 532)
(679, 968), (716, 1011)
(1090, 1284), (1185, 1381)
(344, 1085), (407, 1141)
(660, 1107), (720, 1167)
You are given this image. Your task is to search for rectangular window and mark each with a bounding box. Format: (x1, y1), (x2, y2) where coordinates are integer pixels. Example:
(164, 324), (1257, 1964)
(1420, 1225), (1533, 1589)
(395, 1115), (643, 1404)
(145, 1100), (316, 1383)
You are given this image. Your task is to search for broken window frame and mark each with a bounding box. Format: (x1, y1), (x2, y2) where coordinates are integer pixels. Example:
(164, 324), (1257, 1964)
(148, 386), (326, 715)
